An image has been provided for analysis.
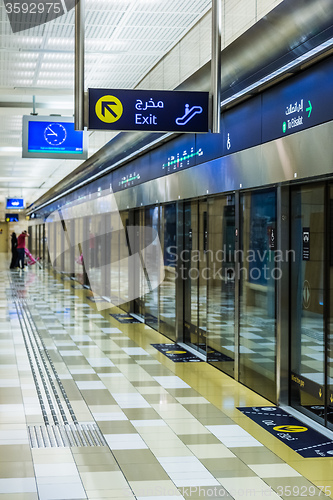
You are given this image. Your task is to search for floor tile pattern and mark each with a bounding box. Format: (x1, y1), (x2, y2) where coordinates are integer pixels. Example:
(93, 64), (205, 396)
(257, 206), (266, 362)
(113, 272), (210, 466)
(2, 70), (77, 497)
(0, 264), (331, 499)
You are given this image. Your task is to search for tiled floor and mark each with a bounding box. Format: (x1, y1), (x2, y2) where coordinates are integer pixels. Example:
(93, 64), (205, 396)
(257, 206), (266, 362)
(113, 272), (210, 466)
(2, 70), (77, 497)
(0, 259), (333, 500)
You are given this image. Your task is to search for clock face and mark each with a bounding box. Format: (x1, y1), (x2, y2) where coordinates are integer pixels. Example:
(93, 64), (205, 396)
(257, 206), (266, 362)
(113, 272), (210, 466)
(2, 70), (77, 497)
(44, 123), (67, 146)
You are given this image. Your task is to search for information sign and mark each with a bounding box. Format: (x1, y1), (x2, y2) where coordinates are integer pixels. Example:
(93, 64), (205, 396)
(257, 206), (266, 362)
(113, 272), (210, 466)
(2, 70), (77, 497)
(89, 89), (209, 133)
(262, 57), (333, 142)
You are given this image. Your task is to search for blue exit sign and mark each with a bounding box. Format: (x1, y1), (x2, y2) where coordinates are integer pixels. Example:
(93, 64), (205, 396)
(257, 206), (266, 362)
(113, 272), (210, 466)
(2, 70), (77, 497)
(88, 89), (209, 133)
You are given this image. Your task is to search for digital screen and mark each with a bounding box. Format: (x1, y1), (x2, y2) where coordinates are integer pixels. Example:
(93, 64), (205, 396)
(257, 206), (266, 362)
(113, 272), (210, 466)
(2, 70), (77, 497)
(6, 198), (24, 209)
(5, 214), (19, 222)
(89, 88), (209, 133)
(22, 116), (88, 160)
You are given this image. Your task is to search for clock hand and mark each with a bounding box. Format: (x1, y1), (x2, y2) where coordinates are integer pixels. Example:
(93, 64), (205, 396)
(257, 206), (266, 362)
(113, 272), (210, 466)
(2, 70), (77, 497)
(46, 126), (58, 136)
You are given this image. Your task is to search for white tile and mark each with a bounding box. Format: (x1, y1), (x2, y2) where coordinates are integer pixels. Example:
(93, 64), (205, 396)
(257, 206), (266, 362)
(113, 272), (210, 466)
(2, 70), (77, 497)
(131, 420), (167, 428)
(93, 412), (128, 421)
(0, 478), (37, 493)
(85, 313), (105, 319)
(121, 347), (149, 356)
(220, 437), (263, 448)
(0, 379), (20, 387)
(87, 357), (115, 367)
(59, 350), (84, 357)
(76, 381), (106, 390)
(206, 424), (253, 437)
(101, 328), (122, 334)
(35, 463), (78, 477)
(175, 478), (220, 487)
(70, 335), (92, 342)
(112, 393), (150, 406)
(104, 433), (148, 450)
(158, 456), (198, 464)
(37, 481), (86, 500)
(153, 376), (190, 389)
(218, 477), (281, 500)
(69, 368), (96, 375)
(248, 463), (301, 478)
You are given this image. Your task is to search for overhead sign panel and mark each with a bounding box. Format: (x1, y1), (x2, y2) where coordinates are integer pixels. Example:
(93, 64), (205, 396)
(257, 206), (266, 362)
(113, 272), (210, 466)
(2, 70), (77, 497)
(22, 116), (88, 160)
(6, 198), (24, 209)
(88, 89), (209, 133)
(262, 57), (333, 142)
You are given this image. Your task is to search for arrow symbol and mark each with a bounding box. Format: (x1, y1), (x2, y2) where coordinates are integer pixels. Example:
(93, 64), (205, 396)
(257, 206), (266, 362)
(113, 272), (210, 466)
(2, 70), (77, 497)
(330, 394), (333, 403)
(101, 101), (118, 118)
(319, 388), (322, 398)
(306, 100), (312, 118)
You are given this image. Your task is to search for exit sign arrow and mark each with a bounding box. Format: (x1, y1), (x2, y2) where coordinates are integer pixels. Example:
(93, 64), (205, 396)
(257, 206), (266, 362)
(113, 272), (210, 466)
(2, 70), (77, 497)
(306, 100), (312, 118)
(102, 101), (118, 118)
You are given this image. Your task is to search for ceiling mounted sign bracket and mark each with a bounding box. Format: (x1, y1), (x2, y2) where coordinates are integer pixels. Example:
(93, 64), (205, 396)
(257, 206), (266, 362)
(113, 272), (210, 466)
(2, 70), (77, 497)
(75, 0), (85, 131)
(211, 0), (221, 134)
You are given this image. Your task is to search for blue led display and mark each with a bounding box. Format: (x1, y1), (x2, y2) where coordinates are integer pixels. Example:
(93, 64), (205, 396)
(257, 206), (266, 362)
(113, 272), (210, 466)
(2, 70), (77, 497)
(28, 121), (84, 154)
(6, 198), (24, 209)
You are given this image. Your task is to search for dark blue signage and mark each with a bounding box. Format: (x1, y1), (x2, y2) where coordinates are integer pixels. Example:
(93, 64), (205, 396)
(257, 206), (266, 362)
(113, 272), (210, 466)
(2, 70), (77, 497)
(88, 89), (209, 133)
(158, 134), (197, 175)
(238, 406), (333, 458)
(262, 57), (333, 142)
(112, 154), (151, 192)
(5, 213), (19, 222)
(222, 96), (262, 155)
(6, 198), (24, 209)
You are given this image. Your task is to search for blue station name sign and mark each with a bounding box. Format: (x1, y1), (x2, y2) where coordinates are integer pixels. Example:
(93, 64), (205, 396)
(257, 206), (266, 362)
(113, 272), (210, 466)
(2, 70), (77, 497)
(88, 88), (209, 133)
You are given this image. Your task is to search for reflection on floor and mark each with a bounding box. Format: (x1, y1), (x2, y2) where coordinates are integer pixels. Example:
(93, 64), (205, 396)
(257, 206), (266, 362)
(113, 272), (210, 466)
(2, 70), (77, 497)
(0, 262), (333, 499)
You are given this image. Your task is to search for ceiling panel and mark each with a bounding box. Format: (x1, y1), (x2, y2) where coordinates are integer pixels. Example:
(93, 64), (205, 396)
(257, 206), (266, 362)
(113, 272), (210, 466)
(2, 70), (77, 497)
(0, 0), (211, 219)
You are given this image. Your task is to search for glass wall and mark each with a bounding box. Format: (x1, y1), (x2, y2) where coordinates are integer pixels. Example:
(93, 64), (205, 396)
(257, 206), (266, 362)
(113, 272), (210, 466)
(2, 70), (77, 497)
(159, 204), (177, 341)
(144, 206), (160, 329)
(207, 194), (235, 377)
(239, 189), (277, 402)
(133, 209), (145, 320)
(183, 200), (207, 354)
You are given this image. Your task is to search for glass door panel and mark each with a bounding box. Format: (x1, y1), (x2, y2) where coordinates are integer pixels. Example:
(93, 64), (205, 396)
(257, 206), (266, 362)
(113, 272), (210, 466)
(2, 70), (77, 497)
(133, 208), (145, 320)
(145, 206), (160, 329)
(239, 189), (277, 402)
(290, 184), (325, 424)
(183, 200), (206, 354)
(207, 194), (235, 377)
(159, 203), (177, 341)
(119, 211), (130, 312)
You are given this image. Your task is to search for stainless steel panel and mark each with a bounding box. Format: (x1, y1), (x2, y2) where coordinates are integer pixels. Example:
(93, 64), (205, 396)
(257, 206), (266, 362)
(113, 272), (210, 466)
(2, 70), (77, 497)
(149, 177), (167, 205)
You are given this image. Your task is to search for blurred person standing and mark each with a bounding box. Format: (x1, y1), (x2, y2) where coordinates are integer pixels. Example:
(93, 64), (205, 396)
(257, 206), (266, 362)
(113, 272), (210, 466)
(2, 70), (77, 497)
(17, 230), (29, 269)
(9, 232), (18, 269)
